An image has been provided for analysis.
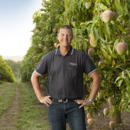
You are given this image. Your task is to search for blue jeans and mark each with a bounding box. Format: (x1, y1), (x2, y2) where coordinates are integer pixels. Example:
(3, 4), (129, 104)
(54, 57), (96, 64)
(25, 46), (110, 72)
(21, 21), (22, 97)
(48, 101), (86, 130)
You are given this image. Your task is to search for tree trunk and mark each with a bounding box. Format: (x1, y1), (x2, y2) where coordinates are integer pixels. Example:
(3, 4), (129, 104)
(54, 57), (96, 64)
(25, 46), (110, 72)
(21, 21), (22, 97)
(109, 104), (122, 124)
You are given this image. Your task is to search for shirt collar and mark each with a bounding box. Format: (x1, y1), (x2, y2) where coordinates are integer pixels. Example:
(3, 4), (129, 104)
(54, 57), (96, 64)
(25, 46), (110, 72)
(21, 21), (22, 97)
(55, 45), (74, 56)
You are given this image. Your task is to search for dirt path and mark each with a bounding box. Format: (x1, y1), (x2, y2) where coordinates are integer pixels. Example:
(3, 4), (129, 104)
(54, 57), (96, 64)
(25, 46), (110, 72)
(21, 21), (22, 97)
(0, 82), (12, 96)
(0, 83), (21, 130)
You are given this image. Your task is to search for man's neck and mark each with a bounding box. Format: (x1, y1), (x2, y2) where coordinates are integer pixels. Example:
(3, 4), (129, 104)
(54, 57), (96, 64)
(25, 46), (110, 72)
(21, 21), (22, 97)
(59, 45), (71, 56)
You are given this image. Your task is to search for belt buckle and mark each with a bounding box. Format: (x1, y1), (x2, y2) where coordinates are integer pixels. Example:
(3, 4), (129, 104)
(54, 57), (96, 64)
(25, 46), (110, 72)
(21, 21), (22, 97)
(58, 99), (62, 102)
(63, 98), (68, 103)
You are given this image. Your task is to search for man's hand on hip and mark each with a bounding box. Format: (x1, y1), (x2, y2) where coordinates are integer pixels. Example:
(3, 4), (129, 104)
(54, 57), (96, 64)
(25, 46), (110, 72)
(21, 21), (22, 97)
(75, 99), (92, 108)
(39, 96), (52, 107)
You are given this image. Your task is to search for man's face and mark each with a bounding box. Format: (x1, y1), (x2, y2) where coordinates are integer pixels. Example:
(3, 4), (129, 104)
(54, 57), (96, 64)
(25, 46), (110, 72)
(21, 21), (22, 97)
(57, 29), (73, 47)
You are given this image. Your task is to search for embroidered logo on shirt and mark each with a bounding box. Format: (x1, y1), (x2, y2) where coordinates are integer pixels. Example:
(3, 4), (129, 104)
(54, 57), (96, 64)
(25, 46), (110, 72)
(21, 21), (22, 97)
(69, 62), (77, 66)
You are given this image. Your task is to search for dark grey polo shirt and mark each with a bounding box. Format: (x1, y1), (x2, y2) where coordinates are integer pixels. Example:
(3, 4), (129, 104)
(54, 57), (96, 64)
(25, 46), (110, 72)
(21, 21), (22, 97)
(35, 46), (96, 99)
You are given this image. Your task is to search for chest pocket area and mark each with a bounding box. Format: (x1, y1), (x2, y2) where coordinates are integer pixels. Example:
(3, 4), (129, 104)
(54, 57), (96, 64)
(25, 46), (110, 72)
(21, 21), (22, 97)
(69, 63), (77, 78)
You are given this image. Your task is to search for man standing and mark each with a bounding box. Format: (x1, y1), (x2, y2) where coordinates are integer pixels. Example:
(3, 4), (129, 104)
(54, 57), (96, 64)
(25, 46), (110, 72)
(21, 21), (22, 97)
(31, 25), (101, 130)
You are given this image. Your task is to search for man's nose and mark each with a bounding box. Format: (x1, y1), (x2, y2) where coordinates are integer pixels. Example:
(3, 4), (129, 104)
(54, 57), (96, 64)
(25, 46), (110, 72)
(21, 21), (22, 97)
(63, 35), (68, 39)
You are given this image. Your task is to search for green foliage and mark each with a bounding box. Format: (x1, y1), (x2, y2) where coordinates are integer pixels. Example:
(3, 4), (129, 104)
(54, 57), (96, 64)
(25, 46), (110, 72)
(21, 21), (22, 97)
(115, 70), (130, 112)
(20, 0), (130, 114)
(0, 56), (15, 82)
(5, 60), (21, 82)
(0, 80), (2, 84)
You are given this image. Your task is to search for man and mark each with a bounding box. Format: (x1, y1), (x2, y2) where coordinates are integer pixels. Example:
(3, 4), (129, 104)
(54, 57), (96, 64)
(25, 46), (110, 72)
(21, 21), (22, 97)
(31, 25), (101, 130)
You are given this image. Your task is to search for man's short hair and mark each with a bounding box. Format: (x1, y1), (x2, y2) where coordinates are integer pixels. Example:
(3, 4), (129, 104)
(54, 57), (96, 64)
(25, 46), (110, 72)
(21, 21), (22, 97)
(58, 25), (73, 35)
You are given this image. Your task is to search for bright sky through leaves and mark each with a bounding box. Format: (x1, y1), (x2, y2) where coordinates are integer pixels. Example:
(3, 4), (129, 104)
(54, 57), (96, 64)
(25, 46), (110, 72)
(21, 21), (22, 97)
(0, 0), (42, 56)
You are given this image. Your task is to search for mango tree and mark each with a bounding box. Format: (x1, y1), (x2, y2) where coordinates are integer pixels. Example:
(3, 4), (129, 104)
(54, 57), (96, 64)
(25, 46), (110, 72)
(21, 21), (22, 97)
(0, 55), (15, 82)
(78, 0), (130, 125)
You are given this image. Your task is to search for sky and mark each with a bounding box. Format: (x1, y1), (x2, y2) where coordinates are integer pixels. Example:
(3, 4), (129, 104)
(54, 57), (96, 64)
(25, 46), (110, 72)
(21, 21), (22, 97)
(0, 0), (43, 56)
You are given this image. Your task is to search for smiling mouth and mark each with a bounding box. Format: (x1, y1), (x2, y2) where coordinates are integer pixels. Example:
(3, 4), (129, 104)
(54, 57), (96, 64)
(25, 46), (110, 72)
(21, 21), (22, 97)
(63, 42), (68, 44)
(63, 41), (68, 43)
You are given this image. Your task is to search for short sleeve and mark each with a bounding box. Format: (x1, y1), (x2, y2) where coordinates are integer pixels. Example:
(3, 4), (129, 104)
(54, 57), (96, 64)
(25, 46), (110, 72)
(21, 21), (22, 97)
(34, 55), (48, 76)
(83, 54), (96, 75)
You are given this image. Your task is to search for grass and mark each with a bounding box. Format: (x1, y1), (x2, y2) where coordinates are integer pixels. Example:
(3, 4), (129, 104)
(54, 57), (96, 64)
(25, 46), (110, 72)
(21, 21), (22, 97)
(0, 81), (10, 91)
(16, 81), (50, 130)
(0, 82), (18, 116)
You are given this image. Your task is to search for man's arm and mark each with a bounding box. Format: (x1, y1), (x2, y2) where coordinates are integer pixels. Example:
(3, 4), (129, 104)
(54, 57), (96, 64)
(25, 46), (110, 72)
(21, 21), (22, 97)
(88, 70), (101, 101)
(31, 71), (52, 106)
(75, 70), (101, 108)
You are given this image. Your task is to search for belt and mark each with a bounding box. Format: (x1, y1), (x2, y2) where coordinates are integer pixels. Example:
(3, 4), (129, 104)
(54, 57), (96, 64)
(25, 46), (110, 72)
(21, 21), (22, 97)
(50, 97), (79, 103)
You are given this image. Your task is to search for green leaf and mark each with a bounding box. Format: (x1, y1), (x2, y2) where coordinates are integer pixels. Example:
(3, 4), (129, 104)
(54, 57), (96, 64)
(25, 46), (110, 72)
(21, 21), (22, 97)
(114, 38), (120, 51)
(107, 46), (113, 57)
(98, 26), (103, 38)
(100, 37), (106, 44)
(105, 23), (110, 38)
(128, 99), (130, 104)
(126, 87), (130, 92)
(127, 106), (130, 112)
(82, 41), (87, 51)
(111, 24), (116, 35)
(125, 92), (129, 98)
(84, 39), (89, 42)
(123, 76), (130, 87)
(117, 79), (123, 87)
(98, 3), (108, 10)
(101, 47), (111, 63)
(106, 0), (111, 5)
(121, 84), (125, 94)
(115, 76), (121, 83)
(117, 14), (124, 22)
(120, 55), (126, 63)
(90, 23), (96, 34)
(93, 28), (99, 41)
(87, 21), (93, 25)
(124, 70), (130, 79)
